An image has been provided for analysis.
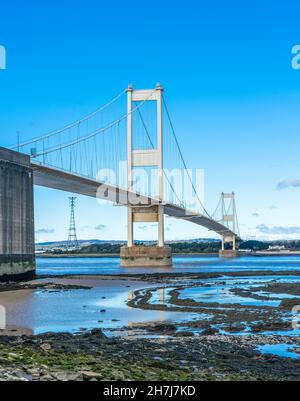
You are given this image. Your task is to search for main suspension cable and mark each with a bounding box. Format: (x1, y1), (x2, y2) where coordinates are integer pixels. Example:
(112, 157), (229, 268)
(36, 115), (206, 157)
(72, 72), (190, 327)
(10, 89), (126, 150)
(33, 90), (156, 158)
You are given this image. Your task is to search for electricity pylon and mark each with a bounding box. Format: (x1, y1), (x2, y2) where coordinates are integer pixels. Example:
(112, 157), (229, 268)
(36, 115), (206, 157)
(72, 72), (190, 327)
(67, 197), (79, 250)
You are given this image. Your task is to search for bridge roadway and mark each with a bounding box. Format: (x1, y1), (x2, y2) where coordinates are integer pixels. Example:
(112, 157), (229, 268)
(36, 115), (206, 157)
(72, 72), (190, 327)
(32, 162), (239, 240)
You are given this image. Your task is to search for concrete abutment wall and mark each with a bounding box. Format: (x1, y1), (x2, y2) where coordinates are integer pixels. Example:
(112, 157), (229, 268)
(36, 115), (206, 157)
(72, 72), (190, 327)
(0, 148), (35, 281)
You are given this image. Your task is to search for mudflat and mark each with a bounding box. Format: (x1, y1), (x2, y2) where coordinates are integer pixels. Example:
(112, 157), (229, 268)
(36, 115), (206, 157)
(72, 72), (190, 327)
(0, 270), (299, 381)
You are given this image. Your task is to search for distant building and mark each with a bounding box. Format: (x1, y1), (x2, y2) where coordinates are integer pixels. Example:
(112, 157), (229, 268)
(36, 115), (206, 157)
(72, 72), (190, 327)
(52, 247), (67, 252)
(35, 250), (46, 255)
(268, 245), (286, 251)
(239, 249), (252, 254)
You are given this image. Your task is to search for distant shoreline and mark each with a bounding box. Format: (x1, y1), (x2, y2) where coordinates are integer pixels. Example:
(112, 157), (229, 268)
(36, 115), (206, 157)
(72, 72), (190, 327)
(37, 253), (119, 258)
(252, 251), (300, 256)
(36, 251), (300, 258)
(36, 252), (219, 258)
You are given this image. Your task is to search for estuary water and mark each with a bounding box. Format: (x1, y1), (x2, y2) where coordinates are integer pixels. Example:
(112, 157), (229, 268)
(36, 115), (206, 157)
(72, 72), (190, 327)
(36, 255), (300, 275)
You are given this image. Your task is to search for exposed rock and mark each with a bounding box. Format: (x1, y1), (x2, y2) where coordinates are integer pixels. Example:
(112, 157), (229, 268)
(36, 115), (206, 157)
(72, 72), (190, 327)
(80, 371), (102, 380)
(40, 343), (52, 352)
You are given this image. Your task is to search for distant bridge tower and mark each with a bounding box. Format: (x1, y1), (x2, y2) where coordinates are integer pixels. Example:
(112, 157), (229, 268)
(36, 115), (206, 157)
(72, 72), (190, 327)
(220, 192), (238, 258)
(67, 197), (79, 250)
(120, 84), (172, 267)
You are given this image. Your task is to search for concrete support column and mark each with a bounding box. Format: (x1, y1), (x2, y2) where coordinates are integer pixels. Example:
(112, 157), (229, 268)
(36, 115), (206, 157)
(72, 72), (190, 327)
(221, 236), (225, 251)
(158, 205), (164, 247)
(127, 207), (133, 248)
(127, 85), (133, 248)
(0, 148), (35, 281)
(156, 85), (164, 248)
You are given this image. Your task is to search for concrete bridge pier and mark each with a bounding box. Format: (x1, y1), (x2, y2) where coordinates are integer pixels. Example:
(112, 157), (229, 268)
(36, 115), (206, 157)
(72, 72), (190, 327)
(219, 234), (238, 258)
(120, 206), (172, 267)
(0, 148), (35, 281)
(120, 244), (172, 267)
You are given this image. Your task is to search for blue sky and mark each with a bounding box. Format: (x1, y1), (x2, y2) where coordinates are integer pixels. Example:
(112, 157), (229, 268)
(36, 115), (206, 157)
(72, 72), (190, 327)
(1, 0), (300, 242)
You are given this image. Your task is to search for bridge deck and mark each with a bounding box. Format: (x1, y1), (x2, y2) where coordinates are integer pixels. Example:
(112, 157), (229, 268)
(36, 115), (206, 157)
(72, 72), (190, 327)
(32, 163), (238, 239)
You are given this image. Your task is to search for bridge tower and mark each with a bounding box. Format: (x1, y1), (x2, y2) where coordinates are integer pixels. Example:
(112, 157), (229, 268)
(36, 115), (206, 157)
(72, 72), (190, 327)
(219, 192), (238, 258)
(120, 84), (172, 267)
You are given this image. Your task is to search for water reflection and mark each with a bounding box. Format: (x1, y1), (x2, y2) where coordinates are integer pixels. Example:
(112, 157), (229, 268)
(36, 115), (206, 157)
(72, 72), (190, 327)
(0, 279), (199, 336)
(128, 291), (135, 302)
(159, 288), (165, 304)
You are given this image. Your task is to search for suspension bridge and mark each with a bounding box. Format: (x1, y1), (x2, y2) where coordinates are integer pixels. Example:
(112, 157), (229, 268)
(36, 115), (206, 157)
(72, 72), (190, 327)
(0, 84), (241, 279)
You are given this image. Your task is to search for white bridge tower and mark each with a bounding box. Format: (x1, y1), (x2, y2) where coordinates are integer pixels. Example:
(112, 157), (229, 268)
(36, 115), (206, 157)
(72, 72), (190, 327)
(120, 84), (172, 267)
(219, 192), (238, 258)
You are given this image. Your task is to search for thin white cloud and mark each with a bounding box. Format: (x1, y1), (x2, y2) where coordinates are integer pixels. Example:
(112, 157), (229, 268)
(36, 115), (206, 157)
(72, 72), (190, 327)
(277, 179), (300, 190)
(35, 228), (55, 234)
(95, 225), (107, 231)
(252, 213), (260, 218)
(257, 224), (300, 235)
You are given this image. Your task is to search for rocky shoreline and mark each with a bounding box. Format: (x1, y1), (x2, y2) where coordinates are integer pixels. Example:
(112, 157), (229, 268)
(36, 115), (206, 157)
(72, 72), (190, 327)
(0, 330), (299, 381)
(0, 281), (92, 293)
